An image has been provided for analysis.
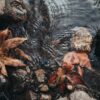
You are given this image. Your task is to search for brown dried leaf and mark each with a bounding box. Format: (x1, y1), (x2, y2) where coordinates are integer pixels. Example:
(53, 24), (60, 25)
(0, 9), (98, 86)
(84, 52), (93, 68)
(0, 28), (11, 45)
(0, 61), (7, 76)
(63, 51), (79, 65)
(15, 48), (32, 62)
(1, 57), (26, 67)
(1, 37), (27, 50)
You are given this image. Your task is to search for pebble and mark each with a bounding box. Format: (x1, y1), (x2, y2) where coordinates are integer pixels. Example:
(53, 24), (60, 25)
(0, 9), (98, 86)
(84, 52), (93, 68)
(0, 75), (7, 86)
(57, 97), (68, 100)
(40, 94), (51, 100)
(12, 69), (27, 79)
(35, 69), (45, 82)
(39, 84), (49, 92)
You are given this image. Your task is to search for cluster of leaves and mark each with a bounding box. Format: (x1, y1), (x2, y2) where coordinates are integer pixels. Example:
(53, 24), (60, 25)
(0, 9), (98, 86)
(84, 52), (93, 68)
(48, 51), (93, 92)
(0, 28), (31, 76)
(62, 51), (92, 76)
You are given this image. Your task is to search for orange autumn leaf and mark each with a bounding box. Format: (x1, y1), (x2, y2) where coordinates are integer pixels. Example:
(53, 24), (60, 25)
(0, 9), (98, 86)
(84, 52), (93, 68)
(62, 62), (73, 72)
(62, 51), (92, 76)
(76, 52), (92, 70)
(63, 51), (80, 65)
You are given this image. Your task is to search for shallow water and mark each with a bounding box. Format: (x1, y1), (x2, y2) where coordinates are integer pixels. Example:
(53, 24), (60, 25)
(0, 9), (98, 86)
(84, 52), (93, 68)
(0, 0), (100, 99)
(40, 0), (100, 61)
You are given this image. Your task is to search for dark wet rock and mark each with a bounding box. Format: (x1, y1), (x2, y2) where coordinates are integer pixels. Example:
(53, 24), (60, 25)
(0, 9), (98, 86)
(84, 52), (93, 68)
(35, 69), (46, 83)
(12, 69), (29, 85)
(25, 90), (37, 100)
(0, 92), (8, 100)
(0, 0), (27, 22)
(14, 90), (37, 100)
(11, 69), (34, 93)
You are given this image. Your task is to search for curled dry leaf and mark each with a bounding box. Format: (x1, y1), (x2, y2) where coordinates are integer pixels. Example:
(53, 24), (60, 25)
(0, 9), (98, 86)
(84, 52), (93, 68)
(0, 28), (11, 45)
(1, 37), (27, 51)
(0, 61), (7, 76)
(1, 57), (26, 67)
(15, 48), (32, 62)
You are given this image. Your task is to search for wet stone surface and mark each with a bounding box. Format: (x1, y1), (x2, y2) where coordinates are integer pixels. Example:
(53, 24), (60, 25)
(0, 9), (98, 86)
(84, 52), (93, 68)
(35, 69), (46, 83)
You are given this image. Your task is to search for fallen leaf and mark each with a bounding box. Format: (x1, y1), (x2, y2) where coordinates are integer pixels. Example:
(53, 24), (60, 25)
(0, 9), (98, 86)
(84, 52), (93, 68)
(2, 37), (27, 51)
(0, 61), (7, 76)
(62, 51), (92, 76)
(0, 28), (11, 45)
(0, 29), (28, 77)
(1, 57), (26, 67)
(15, 48), (32, 62)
